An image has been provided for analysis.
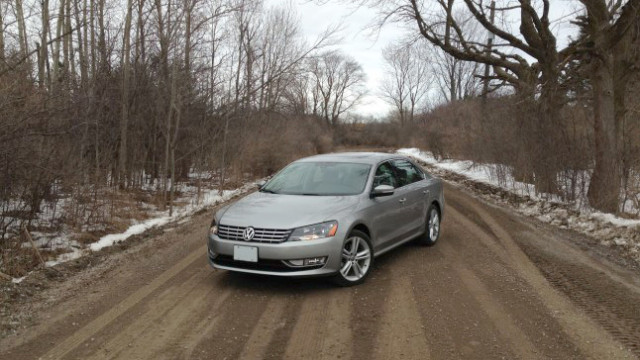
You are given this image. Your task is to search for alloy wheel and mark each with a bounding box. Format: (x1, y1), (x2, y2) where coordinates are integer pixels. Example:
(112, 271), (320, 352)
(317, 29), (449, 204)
(340, 236), (372, 282)
(428, 209), (440, 242)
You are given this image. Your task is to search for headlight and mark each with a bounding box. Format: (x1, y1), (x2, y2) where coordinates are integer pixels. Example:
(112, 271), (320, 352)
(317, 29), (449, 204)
(209, 218), (218, 236)
(289, 221), (338, 241)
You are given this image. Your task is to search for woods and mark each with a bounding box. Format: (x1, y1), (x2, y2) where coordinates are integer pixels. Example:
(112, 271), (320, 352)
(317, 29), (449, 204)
(0, 0), (359, 237)
(367, 0), (640, 213)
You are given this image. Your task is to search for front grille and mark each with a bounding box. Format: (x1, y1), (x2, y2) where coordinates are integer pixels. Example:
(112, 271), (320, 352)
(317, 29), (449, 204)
(218, 224), (291, 243)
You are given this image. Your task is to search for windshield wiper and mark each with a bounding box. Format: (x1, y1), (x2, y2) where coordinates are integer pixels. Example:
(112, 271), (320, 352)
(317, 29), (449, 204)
(260, 189), (278, 194)
(300, 193), (321, 196)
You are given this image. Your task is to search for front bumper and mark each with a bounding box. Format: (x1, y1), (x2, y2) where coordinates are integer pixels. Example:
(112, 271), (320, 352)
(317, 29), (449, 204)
(207, 234), (343, 277)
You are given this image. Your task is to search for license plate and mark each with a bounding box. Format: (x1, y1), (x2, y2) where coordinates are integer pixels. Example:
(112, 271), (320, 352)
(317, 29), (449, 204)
(233, 245), (258, 262)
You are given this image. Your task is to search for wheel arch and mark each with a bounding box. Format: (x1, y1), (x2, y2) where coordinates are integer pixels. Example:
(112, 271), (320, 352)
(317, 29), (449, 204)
(431, 200), (443, 219)
(349, 222), (371, 239)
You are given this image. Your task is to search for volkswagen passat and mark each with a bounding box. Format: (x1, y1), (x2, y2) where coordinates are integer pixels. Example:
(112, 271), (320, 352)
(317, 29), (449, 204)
(207, 152), (444, 286)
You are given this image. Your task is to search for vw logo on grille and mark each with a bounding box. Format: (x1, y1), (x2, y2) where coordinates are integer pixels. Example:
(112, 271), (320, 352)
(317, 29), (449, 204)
(243, 227), (255, 241)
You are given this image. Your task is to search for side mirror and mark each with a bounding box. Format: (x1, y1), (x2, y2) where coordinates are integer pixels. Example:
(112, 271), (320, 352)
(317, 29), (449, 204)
(256, 180), (267, 189)
(371, 184), (395, 198)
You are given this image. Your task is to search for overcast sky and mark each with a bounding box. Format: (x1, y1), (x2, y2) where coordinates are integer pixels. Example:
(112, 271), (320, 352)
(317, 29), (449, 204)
(290, 1), (409, 118)
(268, 0), (582, 118)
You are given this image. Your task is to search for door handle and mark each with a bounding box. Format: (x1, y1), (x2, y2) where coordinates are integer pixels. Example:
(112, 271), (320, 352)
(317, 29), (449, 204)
(423, 190), (430, 195)
(399, 198), (407, 203)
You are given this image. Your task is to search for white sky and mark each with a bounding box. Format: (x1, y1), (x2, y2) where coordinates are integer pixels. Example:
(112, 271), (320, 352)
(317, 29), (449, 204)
(268, 0), (582, 118)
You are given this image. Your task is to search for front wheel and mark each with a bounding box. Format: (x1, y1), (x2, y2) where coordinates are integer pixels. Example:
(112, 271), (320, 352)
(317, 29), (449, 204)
(418, 205), (440, 246)
(333, 230), (373, 287)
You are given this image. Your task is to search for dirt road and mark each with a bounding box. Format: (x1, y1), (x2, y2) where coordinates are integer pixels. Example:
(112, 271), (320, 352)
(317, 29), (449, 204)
(2, 183), (640, 359)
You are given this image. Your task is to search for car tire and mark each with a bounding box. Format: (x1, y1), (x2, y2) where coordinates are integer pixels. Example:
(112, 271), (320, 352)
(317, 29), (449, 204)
(333, 230), (374, 287)
(418, 204), (441, 246)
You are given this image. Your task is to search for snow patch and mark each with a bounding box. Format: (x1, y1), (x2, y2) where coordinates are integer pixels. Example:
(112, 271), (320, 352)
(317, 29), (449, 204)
(44, 181), (260, 267)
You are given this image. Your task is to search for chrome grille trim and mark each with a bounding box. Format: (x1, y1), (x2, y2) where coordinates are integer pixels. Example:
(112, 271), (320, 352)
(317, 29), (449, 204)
(218, 224), (291, 243)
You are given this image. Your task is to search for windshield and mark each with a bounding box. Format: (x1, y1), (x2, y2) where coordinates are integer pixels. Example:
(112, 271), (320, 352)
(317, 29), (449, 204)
(261, 162), (372, 196)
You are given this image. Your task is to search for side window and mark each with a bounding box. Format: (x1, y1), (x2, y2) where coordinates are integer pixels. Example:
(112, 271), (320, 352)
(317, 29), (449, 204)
(392, 159), (423, 187)
(373, 162), (397, 188)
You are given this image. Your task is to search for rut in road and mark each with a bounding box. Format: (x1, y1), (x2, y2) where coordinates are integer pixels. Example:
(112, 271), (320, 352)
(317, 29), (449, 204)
(1, 184), (638, 360)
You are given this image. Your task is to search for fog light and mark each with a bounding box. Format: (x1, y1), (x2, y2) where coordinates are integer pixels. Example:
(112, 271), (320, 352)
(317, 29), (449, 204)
(284, 257), (327, 267)
(304, 257), (327, 266)
(208, 247), (217, 259)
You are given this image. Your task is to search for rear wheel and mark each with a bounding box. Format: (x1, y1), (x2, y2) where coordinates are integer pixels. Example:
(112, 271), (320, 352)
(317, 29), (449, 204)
(333, 230), (373, 286)
(418, 205), (440, 246)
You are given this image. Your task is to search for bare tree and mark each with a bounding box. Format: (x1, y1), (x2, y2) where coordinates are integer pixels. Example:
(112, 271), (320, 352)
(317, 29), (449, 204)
(73, 0), (88, 86)
(310, 51), (367, 128)
(380, 40), (431, 126)
(431, 46), (480, 102)
(118, 0), (134, 187)
(349, 2), (572, 198)
(574, 0), (640, 212)
(256, 4), (305, 111)
(0, 2), (4, 66)
(37, 0), (50, 88)
(14, 0), (28, 58)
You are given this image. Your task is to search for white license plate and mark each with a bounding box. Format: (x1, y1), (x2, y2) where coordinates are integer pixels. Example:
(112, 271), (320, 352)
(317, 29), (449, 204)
(233, 245), (258, 262)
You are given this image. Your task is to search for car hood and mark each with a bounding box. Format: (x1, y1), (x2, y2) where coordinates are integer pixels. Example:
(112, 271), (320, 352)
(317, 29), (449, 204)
(219, 191), (361, 229)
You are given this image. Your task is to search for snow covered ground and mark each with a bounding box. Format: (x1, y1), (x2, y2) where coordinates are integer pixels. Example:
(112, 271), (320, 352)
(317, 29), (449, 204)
(3, 178), (261, 283)
(398, 148), (640, 263)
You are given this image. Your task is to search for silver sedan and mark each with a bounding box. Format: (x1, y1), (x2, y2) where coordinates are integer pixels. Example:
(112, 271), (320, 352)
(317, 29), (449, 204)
(207, 152), (444, 286)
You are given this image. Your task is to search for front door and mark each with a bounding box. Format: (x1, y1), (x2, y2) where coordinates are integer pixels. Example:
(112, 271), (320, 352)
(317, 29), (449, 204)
(369, 161), (406, 251)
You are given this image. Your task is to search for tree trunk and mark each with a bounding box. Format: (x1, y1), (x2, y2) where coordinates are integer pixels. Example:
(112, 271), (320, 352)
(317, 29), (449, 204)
(163, 59), (178, 211)
(98, 0), (107, 71)
(169, 97), (182, 217)
(39, 0), (50, 87)
(52, 0), (65, 89)
(219, 113), (231, 193)
(65, 0), (74, 87)
(137, 0), (146, 64)
(0, 3), (4, 66)
(533, 64), (564, 195)
(89, 0), (96, 76)
(587, 53), (620, 213)
(15, 0), (29, 57)
(74, 0), (88, 87)
(119, 0), (133, 188)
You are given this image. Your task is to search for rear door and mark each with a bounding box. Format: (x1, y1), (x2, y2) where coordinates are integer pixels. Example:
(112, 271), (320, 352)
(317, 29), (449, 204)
(391, 159), (429, 238)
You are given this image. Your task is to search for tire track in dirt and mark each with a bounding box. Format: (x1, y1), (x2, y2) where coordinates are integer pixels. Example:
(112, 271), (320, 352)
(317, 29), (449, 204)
(282, 288), (353, 360)
(41, 245), (209, 360)
(520, 241), (640, 357)
(237, 297), (287, 360)
(112, 274), (231, 359)
(405, 243), (517, 359)
(443, 207), (584, 358)
(261, 294), (304, 360)
(348, 263), (395, 360)
(437, 242), (539, 359)
(185, 277), (272, 360)
(373, 269), (430, 360)
(81, 267), (225, 359)
(447, 189), (636, 359)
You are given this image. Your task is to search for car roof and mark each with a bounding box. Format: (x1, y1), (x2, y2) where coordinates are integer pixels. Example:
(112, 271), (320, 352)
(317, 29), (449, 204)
(296, 152), (404, 165)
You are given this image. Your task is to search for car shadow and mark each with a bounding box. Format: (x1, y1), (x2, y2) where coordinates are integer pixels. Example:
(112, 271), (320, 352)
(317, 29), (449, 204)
(217, 271), (336, 295)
